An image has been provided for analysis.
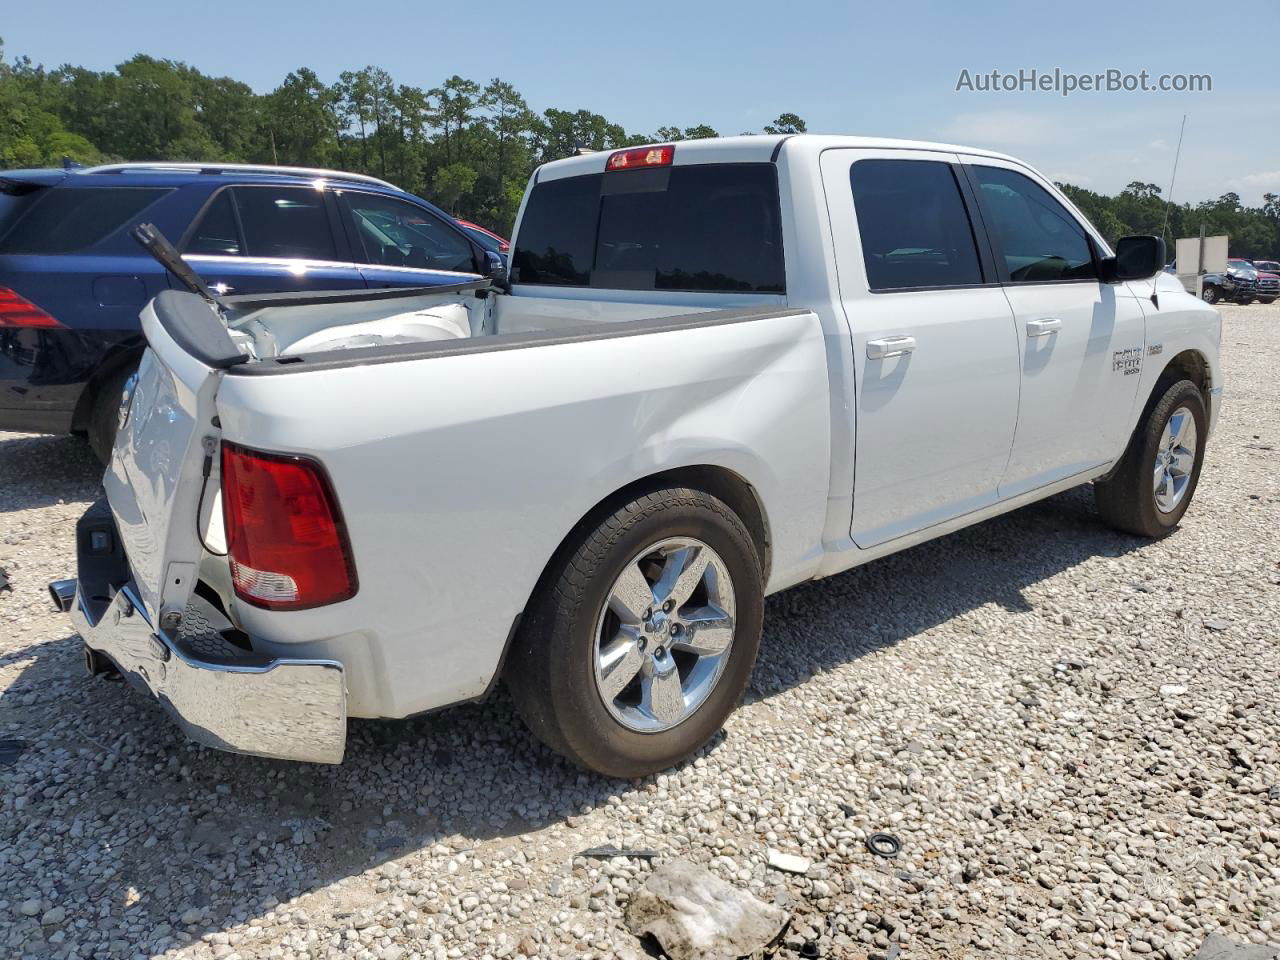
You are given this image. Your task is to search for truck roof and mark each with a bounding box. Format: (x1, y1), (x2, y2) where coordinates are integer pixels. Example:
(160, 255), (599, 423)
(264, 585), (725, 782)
(534, 133), (1023, 182)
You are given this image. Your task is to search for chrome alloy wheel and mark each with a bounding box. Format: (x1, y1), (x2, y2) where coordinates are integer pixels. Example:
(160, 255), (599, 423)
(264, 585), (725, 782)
(1154, 405), (1197, 514)
(592, 537), (737, 733)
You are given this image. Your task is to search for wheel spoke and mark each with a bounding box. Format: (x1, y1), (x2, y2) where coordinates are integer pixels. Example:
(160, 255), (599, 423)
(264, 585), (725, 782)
(608, 561), (655, 625)
(1170, 410), (1191, 447)
(642, 665), (685, 726)
(673, 606), (734, 656)
(597, 629), (645, 701)
(652, 546), (709, 609)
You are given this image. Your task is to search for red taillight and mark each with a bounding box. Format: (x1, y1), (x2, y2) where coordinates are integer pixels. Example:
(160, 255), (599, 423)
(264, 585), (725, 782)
(605, 145), (675, 172)
(0, 287), (61, 328)
(220, 442), (357, 611)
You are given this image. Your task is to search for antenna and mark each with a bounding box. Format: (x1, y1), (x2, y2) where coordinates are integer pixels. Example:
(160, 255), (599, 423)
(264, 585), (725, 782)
(1160, 114), (1187, 243)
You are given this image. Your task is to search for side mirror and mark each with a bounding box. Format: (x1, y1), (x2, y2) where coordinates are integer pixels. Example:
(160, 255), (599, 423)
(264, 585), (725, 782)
(1105, 235), (1167, 282)
(482, 248), (510, 292)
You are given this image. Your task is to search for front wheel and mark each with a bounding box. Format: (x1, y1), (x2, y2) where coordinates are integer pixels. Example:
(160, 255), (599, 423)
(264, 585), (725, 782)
(1094, 379), (1207, 537)
(1260, 298), (1276, 305)
(1200, 286), (1219, 304)
(506, 487), (764, 778)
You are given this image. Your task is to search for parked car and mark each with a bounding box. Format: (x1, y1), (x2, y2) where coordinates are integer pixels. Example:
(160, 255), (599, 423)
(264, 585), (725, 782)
(1200, 258), (1259, 304)
(1246, 259), (1279, 304)
(53, 135), (1221, 777)
(455, 218), (510, 254)
(0, 163), (503, 460)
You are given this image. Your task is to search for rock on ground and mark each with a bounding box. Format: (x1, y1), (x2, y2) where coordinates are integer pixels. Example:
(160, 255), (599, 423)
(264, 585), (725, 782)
(625, 859), (788, 960)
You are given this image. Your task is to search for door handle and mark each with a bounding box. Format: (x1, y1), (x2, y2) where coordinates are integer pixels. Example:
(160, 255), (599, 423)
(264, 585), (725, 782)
(1026, 317), (1062, 337)
(866, 336), (916, 359)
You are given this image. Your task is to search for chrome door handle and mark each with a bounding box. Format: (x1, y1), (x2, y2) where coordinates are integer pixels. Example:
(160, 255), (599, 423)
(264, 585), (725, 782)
(1026, 317), (1062, 337)
(866, 336), (916, 359)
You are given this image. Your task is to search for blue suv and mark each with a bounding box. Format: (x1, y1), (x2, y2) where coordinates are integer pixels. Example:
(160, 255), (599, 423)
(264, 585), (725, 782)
(0, 163), (499, 459)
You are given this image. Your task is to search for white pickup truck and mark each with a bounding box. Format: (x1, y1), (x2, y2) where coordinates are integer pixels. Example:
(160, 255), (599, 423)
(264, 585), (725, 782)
(54, 135), (1222, 777)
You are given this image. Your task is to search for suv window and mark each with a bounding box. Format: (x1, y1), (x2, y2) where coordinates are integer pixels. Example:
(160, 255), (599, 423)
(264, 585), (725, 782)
(233, 186), (337, 261)
(513, 164), (785, 293)
(971, 166), (1097, 282)
(849, 160), (984, 290)
(341, 192), (476, 274)
(0, 187), (170, 254)
(185, 190), (241, 256)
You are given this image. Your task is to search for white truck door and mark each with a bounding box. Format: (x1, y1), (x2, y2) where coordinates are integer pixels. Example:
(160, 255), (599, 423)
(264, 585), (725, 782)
(961, 160), (1146, 498)
(820, 149), (1021, 548)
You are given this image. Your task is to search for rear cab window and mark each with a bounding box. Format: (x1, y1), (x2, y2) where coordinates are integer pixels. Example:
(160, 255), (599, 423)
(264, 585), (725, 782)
(513, 163), (785, 294)
(0, 186), (170, 254)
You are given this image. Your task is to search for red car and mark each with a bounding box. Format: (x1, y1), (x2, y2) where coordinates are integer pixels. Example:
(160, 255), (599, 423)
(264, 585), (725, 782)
(1249, 259), (1279, 304)
(455, 218), (510, 254)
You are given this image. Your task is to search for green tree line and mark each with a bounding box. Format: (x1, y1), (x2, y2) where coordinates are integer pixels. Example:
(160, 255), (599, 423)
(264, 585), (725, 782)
(2, 39), (1278, 255)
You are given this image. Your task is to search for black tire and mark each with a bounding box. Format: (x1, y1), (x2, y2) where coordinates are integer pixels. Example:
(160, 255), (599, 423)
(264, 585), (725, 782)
(506, 487), (764, 778)
(1200, 286), (1219, 304)
(1094, 378), (1207, 538)
(87, 364), (138, 464)
(1261, 298), (1276, 305)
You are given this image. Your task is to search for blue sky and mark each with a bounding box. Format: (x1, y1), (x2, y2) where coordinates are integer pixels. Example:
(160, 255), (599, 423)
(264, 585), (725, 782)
(5, 0), (1276, 205)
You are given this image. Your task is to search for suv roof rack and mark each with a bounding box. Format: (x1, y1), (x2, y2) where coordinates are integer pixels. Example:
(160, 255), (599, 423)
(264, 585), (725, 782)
(79, 162), (403, 191)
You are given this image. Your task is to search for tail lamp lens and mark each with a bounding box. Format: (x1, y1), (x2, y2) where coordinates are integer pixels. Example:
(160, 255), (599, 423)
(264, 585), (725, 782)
(0, 287), (61, 328)
(220, 442), (357, 610)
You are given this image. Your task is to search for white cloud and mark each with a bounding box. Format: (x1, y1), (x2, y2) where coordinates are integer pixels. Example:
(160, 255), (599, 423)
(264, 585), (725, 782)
(935, 111), (1064, 149)
(1236, 170), (1280, 192)
(1045, 171), (1093, 186)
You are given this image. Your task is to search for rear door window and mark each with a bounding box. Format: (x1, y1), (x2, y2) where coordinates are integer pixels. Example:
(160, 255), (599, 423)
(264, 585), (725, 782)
(513, 163), (785, 293)
(0, 187), (170, 253)
(232, 186), (338, 261)
(185, 191), (241, 256)
(849, 159), (984, 291)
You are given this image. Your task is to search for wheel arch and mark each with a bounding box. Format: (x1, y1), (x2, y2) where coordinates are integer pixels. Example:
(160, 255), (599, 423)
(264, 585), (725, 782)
(1158, 348), (1213, 408)
(70, 341), (146, 434)
(522, 464), (773, 619)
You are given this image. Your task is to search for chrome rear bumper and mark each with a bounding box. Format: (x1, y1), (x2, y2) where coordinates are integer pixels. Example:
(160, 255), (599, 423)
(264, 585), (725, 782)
(71, 583), (347, 764)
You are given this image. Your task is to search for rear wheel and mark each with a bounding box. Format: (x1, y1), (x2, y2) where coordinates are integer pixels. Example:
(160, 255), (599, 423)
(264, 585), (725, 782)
(506, 487), (764, 778)
(1094, 379), (1206, 537)
(86, 364), (138, 464)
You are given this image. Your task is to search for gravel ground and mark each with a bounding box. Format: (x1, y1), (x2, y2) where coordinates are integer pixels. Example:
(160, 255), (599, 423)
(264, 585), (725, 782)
(1, 302), (1278, 960)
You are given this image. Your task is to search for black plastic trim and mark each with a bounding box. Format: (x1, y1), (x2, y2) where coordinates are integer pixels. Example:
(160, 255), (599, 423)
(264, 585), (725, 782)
(223, 278), (489, 310)
(868, 282), (1002, 295)
(226, 305), (811, 376)
(770, 136), (794, 163)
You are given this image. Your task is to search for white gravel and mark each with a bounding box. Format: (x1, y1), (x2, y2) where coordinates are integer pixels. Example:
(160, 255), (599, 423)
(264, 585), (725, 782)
(1, 302), (1278, 960)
